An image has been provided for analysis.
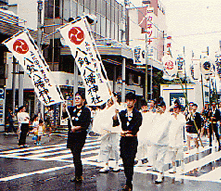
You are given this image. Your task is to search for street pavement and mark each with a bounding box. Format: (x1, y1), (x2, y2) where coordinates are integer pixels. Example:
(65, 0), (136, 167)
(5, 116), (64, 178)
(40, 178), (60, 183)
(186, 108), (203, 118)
(0, 132), (221, 191)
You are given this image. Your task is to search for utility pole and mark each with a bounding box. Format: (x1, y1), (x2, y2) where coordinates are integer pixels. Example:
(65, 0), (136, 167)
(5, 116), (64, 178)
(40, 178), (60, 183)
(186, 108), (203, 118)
(12, 57), (16, 114)
(145, 33), (149, 102)
(37, 0), (43, 49)
(37, 0), (43, 117)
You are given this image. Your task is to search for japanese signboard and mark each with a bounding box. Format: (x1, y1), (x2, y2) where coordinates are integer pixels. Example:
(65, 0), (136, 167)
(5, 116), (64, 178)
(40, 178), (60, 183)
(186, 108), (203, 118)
(215, 52), (221, 79)
(138, 7), (154, 45)
(0, 88), (5, 126)
(162, 55), (177, 81)
(133, 46), (145, 65)
(59, 18), (111, 106)
(190, 60), (200, 82)
(3, 31), (63, 106)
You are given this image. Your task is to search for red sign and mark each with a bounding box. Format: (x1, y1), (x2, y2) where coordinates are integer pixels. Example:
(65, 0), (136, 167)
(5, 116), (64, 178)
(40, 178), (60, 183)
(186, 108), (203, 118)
(68, 27), (85, 45)
(13, 39), (29, 54)
(165, 60), (174, 70)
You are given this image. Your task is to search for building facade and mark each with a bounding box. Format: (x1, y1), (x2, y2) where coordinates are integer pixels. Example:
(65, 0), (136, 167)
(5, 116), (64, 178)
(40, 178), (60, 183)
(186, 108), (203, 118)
(2, 0), (167, 127)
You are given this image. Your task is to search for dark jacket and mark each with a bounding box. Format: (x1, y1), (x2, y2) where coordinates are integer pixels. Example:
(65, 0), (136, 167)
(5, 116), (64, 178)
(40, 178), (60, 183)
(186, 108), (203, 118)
(186, 112), (202, 133)
(209, 108), (220, 123)
(113, 108), (142, 136)
(62, 105), (91, 147)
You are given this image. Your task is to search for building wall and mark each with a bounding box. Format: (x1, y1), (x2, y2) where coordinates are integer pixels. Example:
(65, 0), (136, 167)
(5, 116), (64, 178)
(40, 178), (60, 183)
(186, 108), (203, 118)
(8, 0), (44, 30)
(128, 4), (166, 70)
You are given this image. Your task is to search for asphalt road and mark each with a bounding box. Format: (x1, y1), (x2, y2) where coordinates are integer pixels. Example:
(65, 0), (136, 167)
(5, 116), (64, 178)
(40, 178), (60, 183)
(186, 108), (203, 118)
(0, 133), (221, 191)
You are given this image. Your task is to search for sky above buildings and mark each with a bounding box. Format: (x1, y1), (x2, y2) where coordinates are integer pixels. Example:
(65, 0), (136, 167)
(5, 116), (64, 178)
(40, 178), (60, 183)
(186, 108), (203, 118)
(118, 0), (221, 61)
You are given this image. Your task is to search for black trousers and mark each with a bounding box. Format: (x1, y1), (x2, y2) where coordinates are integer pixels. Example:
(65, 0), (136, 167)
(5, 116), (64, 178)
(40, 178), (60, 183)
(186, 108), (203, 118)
(209, 123), (220, 146)
(70, 138), (86, 177)
(120, 137), (138, 187)
(18, 124), (29, 145)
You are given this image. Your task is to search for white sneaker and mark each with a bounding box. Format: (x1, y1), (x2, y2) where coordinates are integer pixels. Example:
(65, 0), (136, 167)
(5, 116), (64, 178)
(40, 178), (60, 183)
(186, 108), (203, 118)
(155, 174), (164, 184)
(169, 169), (176, 174)
(136, 160), (143, 167)
(113, 164), (120, 172)
(99, 166), (109, 173)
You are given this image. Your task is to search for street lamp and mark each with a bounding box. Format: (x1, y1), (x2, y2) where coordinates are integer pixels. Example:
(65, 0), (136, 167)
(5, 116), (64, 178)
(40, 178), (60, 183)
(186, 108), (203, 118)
(37, 0), (43, 49)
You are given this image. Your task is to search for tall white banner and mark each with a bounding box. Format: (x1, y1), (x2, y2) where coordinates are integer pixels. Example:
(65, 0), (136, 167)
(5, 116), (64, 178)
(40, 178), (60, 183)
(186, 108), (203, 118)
(3, 31), (63, 106)
(59, 18), (111, 106)
(162, 55), (177, 81)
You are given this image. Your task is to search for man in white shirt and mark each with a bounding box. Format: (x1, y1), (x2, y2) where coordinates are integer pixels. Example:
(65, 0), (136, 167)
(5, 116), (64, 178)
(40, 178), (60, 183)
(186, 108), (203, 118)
(17, 106), (30, 147)
(149, 101), (172, 184)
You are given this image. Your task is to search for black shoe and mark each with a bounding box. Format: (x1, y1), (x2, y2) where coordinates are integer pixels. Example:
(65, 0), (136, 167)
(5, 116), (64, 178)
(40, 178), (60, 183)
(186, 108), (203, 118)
(155, 179), (164, 184)
(70, 176), (83, 182)
(121, 185), (132, 191)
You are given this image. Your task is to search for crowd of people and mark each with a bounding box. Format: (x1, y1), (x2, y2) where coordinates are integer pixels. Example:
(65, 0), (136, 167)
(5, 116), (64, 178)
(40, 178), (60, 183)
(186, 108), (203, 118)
(89, 94), (221, 190)
(5, 105), (49, 147)
(5, 92), (221, 191)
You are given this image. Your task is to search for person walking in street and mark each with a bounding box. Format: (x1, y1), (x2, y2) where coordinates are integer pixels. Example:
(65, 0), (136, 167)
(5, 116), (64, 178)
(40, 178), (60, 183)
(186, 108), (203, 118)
(185, 103), (202, 154)
(201, 101), (210, 138)
(17, 105), (30, 148)
(62, 91), (91, 183)
(168, 102), (186, 182)
(148, 100), (172, 184)
(136, 99), (151, 167)
(93, 98), (121, 173)
(208, 101), (221, 150)
(113, 92), (142, 191)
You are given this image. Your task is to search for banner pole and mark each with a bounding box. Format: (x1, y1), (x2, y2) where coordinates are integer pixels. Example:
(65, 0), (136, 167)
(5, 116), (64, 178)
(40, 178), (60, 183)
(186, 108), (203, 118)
(178, 77), (204, 148)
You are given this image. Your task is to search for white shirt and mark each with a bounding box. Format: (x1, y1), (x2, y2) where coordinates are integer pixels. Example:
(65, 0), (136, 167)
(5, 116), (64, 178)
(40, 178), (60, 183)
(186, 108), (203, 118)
(169, 113), (186, 148)
(148, 112), (172, 146)
(17, 112), (30, 124)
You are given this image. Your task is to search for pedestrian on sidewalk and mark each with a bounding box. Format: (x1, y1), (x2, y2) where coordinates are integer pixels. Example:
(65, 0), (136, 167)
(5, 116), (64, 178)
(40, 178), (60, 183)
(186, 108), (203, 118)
(113, 92), (142, 191)
(36, 119), (45, 146)
(5, 107), (17, 135)
(62, 91), (91, 183)
(30, 114), (39, 144)
(17, 105), (30, 148)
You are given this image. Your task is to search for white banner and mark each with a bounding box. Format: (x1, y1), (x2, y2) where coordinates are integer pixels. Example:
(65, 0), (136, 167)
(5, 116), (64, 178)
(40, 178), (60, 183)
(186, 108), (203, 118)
(3, 31), (63, 106)
(162, 55), (177, 81)
(200, 58), (215, 76)
(190, 60), (200, 82)
(59, 18), (111, 106)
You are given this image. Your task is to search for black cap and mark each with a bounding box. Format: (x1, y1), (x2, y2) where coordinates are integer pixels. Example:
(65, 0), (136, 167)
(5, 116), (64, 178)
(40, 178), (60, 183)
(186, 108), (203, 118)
(157, 101), (166, 107)
(125, 92), (136, 100)
(193, 103), (198, 107)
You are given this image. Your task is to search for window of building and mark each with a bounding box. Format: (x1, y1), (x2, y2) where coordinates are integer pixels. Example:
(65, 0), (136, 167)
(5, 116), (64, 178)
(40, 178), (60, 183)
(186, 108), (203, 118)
(78, 3), (84, 17)
(106, 19), (110, 38)
(107, 0), (111, 20)
(45, 0), (60, 18)
(101, 16), (106, 37)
